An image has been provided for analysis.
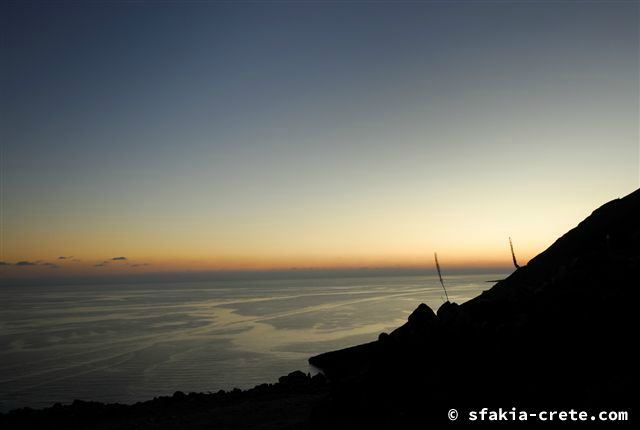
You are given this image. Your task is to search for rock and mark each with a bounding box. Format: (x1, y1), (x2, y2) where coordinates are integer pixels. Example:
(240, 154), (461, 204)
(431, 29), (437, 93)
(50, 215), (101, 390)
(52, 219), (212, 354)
(435, 301), (458, 323)
(407, 303), (436, 326)
(389, 303), (437, 344)
(278, 370), (308, 386)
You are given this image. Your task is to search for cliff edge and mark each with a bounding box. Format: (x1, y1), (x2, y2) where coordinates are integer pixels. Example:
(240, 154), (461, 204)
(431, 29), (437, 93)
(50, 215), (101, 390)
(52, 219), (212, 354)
(309, 189), (639, 427)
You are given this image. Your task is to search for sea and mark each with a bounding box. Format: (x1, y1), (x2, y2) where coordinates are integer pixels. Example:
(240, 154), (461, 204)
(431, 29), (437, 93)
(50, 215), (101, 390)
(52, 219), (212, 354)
(0, 273), (505, 412)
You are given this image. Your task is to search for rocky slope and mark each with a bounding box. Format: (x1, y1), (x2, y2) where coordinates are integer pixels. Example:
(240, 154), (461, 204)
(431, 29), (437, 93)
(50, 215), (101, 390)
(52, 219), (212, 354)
(309, 188), (639, 427)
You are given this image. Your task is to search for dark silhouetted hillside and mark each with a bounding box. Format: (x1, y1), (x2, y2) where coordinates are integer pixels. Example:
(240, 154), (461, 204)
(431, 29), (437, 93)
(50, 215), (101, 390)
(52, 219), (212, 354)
(309, 188), (639, 427)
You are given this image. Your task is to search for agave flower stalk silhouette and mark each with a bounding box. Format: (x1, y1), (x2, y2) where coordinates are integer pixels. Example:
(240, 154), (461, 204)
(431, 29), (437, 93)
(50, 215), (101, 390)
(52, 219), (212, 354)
(434, 252), (449, 302)
(509, 237), (521, 269)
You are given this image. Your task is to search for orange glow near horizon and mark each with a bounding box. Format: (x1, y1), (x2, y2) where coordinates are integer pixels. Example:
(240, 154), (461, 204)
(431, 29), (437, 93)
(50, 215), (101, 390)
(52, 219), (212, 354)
(3, 185), (628, 279)
(0, 231), (551, 279)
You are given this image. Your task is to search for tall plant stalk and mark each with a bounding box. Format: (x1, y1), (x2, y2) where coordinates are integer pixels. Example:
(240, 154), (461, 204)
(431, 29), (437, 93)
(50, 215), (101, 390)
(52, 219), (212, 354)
(509, 237), (520, 269)
(434, 252), (449, 302)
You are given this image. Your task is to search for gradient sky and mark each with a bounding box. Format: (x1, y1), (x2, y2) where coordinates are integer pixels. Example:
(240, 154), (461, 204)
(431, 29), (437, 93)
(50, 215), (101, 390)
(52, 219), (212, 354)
(1, 1), (638, 279)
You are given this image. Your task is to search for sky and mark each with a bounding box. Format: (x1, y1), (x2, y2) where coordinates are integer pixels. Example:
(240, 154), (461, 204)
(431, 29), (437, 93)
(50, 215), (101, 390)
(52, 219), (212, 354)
(1, 0), (638, 281)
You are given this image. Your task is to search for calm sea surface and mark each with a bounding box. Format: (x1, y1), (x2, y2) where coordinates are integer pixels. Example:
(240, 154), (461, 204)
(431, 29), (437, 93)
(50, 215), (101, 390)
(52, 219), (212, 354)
(0, 274), (504, 411)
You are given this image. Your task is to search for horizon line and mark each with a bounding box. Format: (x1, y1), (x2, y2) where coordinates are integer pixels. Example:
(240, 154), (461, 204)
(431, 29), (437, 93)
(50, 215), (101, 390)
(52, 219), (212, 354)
(0, 265), (514, 288)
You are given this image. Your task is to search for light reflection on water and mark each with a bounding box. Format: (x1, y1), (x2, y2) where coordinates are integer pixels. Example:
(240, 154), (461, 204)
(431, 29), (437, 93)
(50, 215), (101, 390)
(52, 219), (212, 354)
(0, 274), (504, 411)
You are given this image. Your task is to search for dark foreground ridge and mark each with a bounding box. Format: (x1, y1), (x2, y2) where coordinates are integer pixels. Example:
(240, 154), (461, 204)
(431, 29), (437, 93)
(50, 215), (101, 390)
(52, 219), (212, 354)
(309, 188), (639, 428)
(3, 189), (639, 429)
(1, 371), (328, 430)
